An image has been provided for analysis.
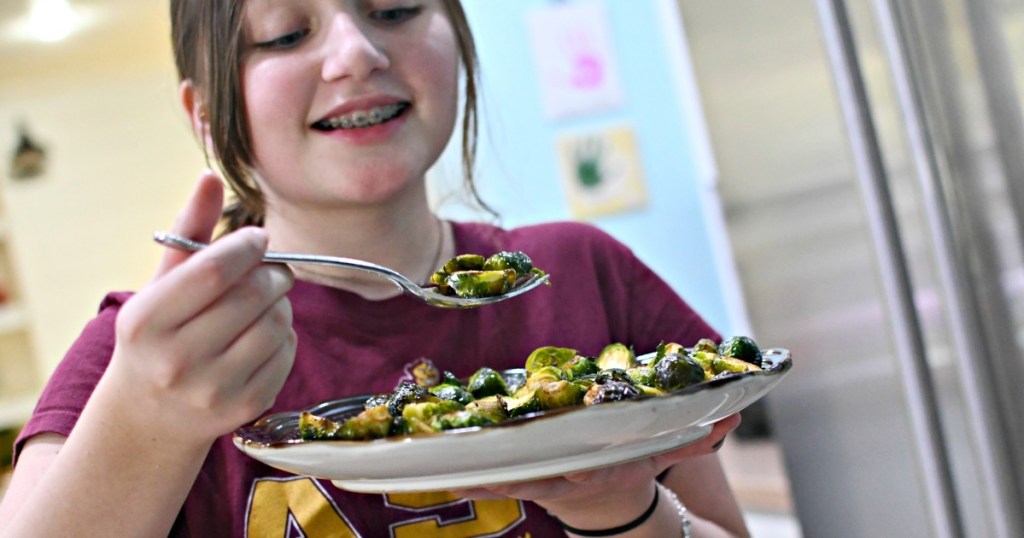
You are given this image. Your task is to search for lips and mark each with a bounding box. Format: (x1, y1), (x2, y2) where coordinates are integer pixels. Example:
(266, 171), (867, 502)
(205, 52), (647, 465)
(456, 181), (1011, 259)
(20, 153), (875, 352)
(312, 102), (410, 131)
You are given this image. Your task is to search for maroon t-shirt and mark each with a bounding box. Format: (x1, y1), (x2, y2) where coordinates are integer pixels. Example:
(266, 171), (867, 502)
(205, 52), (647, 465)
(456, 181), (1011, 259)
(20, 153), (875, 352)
(16, 221), (718, 537)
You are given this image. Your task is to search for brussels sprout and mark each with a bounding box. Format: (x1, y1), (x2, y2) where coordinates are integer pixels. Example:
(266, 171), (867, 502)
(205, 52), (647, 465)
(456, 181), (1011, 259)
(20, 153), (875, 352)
(719, 336), (763, 367)
(410, 361), (441, 388)
(502, 370), (528, 395)
(303, 336), (771, 442)
(464, 395), (509, 422)
(363, 392), (392, 410)
(562, 355), (600, 380)
(689, 350), (718, 379)
(428, 270), (452, 294)
(501, 391), (543, 418)
(388, 417), (409, 436)
(536, 379), (584, 409)
(569, 377), (596, 393)
(442, 254), (486, 273)
(483, 251), (535, 277)
(386, 382), (439, 417)
(467, 367), (510, 398)
(437, 370), (464, 387)
(299, 405), (394, 441)
(596, 343), (636, 370)
(637, 385), (666, 398)
(430, 384), (476, 405)
(652, 341), (686, 366)
(654, 353), (707, 391)
(447, 269), (516, 298)
(692, 338), (718, 354)
(594, 368), (634, 385)
(299, 411), (342, 440)
(525, 346), (578, 374)
(583, 380), (642, 405)
(432, 410), (497, 431)
(626, 366), (657, 387)
(429, 255), (487, 296)
(523, 365), (564, 393)
(339, 405), (393, 440)
(401, 400), (465, 435)
(712, 355), (762, 375)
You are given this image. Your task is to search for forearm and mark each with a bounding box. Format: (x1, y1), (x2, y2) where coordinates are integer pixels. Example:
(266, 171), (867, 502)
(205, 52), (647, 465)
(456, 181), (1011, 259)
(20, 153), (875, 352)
(1, 375), (212, 537)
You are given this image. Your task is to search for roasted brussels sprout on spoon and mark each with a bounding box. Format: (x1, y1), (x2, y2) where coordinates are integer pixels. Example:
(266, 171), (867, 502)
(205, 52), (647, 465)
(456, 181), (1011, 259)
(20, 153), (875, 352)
(429, 250), (549, 299)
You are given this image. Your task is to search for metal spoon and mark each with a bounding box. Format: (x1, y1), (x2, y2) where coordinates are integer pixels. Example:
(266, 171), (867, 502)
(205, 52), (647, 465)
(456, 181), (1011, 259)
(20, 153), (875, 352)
(153, 231), (550, 309)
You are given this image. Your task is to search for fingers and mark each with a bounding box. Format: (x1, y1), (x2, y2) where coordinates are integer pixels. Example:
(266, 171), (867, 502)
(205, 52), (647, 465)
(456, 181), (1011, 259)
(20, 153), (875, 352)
(127, 227), (271, 335)
(216, 295), (296, 385)
(152, 171), (226, 281)
(449, 489), (509, 501)
(175, 263), (295, 358)
(454, 477), (579, 503)
(193, 284), (296, 423)
(234, 324), (297, 421)
(557, 414), (741, 487)
(651, 413), (741, 469)
(450, 414), (744, 510)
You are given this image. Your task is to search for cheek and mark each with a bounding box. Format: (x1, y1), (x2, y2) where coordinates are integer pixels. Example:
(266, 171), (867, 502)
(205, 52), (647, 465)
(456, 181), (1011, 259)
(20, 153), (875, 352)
(410, 28), (461, 142)
(241, 63), (310, 166)
(242, 64), (294, 130)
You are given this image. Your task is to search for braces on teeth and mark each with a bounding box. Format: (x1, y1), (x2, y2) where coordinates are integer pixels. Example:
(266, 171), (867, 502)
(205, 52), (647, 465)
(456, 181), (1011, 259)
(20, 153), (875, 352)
(321, 103), (405, 130)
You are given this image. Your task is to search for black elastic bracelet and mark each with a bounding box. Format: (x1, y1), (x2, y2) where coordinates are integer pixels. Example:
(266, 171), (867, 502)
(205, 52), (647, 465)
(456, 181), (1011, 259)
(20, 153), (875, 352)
(556, 485), (659, 537)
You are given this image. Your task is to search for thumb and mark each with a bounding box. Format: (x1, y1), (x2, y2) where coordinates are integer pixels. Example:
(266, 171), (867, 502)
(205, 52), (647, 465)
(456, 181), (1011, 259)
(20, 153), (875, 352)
(151, 170), (226, 281)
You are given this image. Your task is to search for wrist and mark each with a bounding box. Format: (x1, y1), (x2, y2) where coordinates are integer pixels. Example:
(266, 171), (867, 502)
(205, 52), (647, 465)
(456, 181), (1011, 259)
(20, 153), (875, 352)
(657, 483), (693, 538)
(543, 482), (655, 528)
(91, 364), (220, 451)
(548, 482), (693, 538)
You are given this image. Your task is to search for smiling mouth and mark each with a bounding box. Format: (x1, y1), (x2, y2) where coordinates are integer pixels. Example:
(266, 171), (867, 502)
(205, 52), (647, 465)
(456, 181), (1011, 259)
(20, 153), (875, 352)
(312, 103), (410, 131)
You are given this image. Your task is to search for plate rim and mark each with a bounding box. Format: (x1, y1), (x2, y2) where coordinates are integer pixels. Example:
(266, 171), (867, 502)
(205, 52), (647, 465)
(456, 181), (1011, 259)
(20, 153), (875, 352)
(233, 347), (792, 449)
(326, 423), (715, 493)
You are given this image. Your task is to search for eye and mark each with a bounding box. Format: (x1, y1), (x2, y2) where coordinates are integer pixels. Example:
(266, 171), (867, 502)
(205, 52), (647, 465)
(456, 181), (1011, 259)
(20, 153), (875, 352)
(369, 6), (423, 25)
(252, 28), (311, 50)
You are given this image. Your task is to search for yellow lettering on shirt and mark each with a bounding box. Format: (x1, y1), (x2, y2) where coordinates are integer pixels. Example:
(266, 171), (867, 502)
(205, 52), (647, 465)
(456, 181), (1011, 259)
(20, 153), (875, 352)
(246, 477), (359, 538)
(245, 478), (527, 537)
(386, 492), (525, 537)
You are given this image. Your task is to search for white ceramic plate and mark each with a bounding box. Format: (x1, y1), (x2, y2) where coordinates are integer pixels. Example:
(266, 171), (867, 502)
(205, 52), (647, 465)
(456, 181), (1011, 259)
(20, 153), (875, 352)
(234, 349), (792, 493)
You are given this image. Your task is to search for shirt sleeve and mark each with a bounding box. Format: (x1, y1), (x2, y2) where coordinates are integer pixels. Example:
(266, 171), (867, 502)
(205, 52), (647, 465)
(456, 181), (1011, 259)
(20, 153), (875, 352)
(545, 221), (720, 354)
(580, 226), (720, 353)
(12, 292), (131, 465)
(625, 247), (721, 350)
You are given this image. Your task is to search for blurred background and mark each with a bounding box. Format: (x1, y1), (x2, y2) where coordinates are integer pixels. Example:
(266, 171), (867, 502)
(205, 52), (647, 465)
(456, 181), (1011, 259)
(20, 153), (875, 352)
(2, 0), (1024, 536)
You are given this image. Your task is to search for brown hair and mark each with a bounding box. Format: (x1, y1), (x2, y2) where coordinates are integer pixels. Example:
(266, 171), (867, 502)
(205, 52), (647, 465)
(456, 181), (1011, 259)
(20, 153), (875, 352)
(169, 0), (488, 232)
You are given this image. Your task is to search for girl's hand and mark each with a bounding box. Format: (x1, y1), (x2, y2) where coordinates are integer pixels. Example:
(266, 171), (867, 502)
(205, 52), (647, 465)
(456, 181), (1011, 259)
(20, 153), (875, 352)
(453, 414), (741, 529)
(103, 171), (297, 445)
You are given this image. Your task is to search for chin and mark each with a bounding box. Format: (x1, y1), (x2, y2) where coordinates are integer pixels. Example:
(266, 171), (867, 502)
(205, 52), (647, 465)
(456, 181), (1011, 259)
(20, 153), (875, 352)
(332, 179), (425, 207)
(336, 163), (427, 203)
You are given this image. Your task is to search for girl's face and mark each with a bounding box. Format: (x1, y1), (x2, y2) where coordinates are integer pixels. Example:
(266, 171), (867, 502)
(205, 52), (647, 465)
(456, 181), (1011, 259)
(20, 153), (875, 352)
(240, 0), (460, 211)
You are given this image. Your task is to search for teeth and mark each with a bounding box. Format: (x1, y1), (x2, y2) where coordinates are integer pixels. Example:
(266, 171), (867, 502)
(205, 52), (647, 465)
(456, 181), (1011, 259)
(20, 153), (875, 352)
(322, 104), (404, 130)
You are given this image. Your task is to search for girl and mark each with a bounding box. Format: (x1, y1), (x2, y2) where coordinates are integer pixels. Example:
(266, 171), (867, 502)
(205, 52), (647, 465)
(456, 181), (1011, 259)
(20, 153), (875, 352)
(0, 1), (749, 536)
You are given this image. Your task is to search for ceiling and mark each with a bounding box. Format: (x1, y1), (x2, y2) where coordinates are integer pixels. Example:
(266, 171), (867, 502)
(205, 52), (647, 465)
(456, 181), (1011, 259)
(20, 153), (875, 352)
(0, 0), (172, 82)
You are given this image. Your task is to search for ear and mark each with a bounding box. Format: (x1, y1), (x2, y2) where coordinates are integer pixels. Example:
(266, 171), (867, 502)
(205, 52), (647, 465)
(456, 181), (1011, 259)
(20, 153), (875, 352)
(179, 80), (213, 148)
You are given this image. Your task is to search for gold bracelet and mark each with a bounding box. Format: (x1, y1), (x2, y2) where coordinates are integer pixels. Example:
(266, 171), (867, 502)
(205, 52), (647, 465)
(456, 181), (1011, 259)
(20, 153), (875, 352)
(657, 483), (693, 538)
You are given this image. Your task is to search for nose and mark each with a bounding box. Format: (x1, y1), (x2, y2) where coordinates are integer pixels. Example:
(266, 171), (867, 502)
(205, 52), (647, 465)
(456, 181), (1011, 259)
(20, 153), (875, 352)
(321, 14), (390, 81)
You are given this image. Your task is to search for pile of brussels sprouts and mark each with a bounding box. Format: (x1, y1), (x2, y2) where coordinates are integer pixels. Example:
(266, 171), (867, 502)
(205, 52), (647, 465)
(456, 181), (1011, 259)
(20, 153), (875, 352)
(298, 336), (764, 441)
(428, 251), (547, 299)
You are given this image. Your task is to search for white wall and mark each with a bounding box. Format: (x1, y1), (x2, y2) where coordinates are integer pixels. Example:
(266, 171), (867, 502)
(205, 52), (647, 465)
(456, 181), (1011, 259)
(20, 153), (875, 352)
(0, 45), (206, 378)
